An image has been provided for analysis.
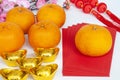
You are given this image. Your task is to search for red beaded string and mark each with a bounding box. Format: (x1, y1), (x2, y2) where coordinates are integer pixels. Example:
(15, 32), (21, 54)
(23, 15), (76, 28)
(106, 10), (120, 25)
(91, 10), (120, 32)
(69, 0), (120, 32)
(75, 0), (84, 8)
(97, 2), (107, 13)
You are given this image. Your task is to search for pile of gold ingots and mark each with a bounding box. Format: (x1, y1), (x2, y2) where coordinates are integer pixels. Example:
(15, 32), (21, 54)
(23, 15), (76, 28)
(0, 48), (59, 80)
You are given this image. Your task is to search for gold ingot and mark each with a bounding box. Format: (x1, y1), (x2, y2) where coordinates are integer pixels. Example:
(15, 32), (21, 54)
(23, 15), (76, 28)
(1, 49), (27, 67)
(17, 57), (42, 72)
(34, 48), (59, 62)
(30, 64), (58, 80)
(0, 68), (28, 80)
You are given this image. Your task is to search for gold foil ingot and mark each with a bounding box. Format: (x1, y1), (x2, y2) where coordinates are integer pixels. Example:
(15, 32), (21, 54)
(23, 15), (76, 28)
(34, 48), (59, 62)
(1, 49), (27, 67)
(30, 64), (58, 80)
(17, 57), (42, 72)
(0, 68), (28, 80)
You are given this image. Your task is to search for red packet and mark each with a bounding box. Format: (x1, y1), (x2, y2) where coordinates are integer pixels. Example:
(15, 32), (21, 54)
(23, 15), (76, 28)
(62, 28), (69, 67)
(62, 23), (116, 76)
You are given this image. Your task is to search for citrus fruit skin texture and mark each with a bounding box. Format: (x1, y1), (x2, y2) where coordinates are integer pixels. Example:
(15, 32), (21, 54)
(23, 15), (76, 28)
(28, 20), (61, 48)
(0, 22), (25, 54)
(36, 4), (66, 28)
(75, 24), (112, 57)
(6, 6), (35, 34)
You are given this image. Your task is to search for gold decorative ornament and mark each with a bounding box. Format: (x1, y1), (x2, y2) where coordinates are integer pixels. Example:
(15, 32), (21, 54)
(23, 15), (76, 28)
(1, 49), (27, 66)
(30, 64), (58, 80)
(0, 68), (28, 80)
(34, 48), (59, 62)
(17, 57), (42, 72)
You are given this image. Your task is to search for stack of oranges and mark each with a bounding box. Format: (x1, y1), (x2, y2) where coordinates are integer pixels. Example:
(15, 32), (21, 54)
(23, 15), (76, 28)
(0, 3), (113, 58)
(0, 4), (66, 55)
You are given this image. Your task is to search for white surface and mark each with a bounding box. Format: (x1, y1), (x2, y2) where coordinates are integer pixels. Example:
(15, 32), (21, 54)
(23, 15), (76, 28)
(1, 0), (120, 80)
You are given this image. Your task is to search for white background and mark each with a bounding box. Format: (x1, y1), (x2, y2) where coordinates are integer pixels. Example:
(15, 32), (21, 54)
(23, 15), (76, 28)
(1, 0), (120, 80)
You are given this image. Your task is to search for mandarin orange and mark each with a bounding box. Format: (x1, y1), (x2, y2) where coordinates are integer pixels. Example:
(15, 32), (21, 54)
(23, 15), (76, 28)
(0, 22), (25, 55)
(6, 6), (35, 33)
(36, 4), (66, 28)
(28, 20), (61, 48)
(75, 24), (112, 57)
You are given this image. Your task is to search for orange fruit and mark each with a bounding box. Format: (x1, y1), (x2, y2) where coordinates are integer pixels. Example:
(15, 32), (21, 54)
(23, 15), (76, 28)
(6, 6), (35, 34)
(28, 20), (61, 48)
(75, 24), (112, 57)
(36, 4), (66, 28)
(0, 22), (25, 55)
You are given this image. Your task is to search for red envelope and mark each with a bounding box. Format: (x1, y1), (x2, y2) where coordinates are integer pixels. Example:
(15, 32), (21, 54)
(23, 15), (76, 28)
(62, 23), (116, 76)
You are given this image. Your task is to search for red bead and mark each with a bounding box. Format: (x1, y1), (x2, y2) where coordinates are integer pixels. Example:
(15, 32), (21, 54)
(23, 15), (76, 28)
(83, 0), (89, 4)
(97, 2), (107, 13)
(83, 4), (93, 13)
(75, 0), (84, 8)
(89, 0), (98, 8)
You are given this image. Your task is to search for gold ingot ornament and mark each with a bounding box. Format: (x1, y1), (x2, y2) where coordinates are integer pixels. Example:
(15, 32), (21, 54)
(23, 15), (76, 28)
(0, 68), (28, 80)
(30, 64), (58, 80)
(17, 57), (42, 72)
(34, 48), (59, 62)
(1, 49), (27, 67)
